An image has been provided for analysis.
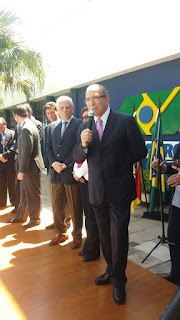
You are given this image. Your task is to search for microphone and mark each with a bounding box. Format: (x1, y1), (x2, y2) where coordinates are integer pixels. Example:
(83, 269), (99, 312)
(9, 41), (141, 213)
(87, 110), (95, 130)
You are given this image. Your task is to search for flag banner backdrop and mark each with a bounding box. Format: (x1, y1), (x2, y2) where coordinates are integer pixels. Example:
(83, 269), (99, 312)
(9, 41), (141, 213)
(146, 109), (168, 212)
(120, 87), (180, 136)
(131, 161), (141, 213)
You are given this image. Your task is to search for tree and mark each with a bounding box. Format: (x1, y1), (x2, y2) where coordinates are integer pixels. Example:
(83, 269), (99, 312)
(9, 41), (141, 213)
(0, 9), (44, 104)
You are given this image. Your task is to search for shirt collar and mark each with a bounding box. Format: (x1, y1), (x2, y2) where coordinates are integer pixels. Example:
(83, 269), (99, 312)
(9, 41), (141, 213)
(1, 128), (6, 136)
(94, 106), (110, 124)
(61, 115), (73, 124)
(21, 119), (27, 128)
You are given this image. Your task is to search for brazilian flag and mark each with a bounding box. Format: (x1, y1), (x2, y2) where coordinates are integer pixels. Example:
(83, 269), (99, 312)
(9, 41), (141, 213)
(146, 109), (167, 212)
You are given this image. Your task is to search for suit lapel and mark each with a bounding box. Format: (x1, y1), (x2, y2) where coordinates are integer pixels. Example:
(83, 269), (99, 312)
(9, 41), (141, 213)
(100, 110), (116, 144)
(4, 129), (10, 146)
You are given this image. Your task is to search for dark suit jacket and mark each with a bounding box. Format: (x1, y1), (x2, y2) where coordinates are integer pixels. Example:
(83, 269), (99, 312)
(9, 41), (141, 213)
(18, 118), (45, 175)
(166, 143), (180, 177)
(0, 128), (16, 172)
(73, 110), (147, 207)
(46, 117), (82, 184)
(45, 119), (61, 175)
(31, 116), (43, 141)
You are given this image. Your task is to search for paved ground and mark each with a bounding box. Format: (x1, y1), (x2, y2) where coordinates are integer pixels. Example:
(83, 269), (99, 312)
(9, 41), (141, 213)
(40, 172), (171, 277)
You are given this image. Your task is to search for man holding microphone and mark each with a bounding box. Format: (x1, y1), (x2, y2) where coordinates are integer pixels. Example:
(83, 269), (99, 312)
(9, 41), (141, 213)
(73, 84), (147, 305)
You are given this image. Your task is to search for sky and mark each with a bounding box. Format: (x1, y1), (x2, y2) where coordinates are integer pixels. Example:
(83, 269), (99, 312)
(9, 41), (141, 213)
(1, 0), (180, 105)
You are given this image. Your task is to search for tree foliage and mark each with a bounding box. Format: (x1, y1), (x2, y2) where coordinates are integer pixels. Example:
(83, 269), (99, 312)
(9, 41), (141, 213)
(0, 9), (44, 104)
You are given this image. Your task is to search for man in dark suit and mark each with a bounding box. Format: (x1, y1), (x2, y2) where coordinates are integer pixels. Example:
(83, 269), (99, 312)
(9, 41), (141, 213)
(73, 84), (147, 305)
(151, 142), (180, 286)
(46, 96), (83, 248)
(0, 117), (16, 208)
(44, 101), (71, 230)
(8, 104), (45, 228)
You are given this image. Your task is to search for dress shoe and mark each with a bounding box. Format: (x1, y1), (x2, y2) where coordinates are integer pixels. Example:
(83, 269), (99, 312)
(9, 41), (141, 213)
(46, 223), (55, 229)
(157, 273), (175, 283)
(0, 205), (7, 209)
(7, 218), (25, 223)
(78, 250), (85, 256)
(95, 273), (111, 285)
(71, 238), (82, 249)
(49, 234), (69, 246)
(24, 220), (41, 229)
(113, 287), (126, 305)
(10, 208), (17, 214)
(83, 256), (99, 262)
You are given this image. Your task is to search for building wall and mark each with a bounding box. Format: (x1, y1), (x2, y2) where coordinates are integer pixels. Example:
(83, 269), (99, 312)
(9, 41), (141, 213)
(1, 57), (179, 160)
(73, 58), (180, 118)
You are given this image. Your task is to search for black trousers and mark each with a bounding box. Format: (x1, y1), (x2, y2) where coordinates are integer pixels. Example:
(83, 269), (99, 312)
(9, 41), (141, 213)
(80, 181), (100, 259)
(15, 173), (41, 222)
(0, 168), (16, 207)
(92, 201), (130, 288)
(168, 205), (180, 285)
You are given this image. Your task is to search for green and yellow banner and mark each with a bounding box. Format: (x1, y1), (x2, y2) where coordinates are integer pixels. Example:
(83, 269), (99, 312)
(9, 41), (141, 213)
(120, 87), (180, 136)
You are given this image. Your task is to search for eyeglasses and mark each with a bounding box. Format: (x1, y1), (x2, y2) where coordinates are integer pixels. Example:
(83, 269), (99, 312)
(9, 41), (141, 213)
(84, 95), (107, 105)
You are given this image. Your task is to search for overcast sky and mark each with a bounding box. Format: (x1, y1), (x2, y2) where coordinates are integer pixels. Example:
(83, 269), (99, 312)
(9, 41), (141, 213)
(1, 0), (180, 104)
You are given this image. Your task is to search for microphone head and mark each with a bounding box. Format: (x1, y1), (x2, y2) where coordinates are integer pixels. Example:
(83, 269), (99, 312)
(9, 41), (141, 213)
(88, 110), (95, 117)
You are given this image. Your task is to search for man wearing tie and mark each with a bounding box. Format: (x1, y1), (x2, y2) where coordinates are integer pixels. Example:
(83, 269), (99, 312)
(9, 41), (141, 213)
(0, 117), (16, 208)
(46, 96), (83, 248)
(73, 84), (147, 305)
(44, 101), (71, 230)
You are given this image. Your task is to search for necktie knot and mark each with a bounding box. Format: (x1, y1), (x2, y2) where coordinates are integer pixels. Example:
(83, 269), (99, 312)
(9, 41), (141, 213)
(97, 118), (103, 141)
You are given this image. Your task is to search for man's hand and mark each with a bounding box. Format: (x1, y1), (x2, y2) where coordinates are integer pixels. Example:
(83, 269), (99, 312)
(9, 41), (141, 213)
(151, 158), (164, 170)
(167, 173), (180, 187)
(52, 162), (62, 174)
(72, 172), (85, 184)
(17, 172), (24, 180)
(172, 165), (180, 172)
(0, 154), (8, 163)
(59, 163), (67, 173)
(81, 129), (92, 148)
(52, 162), (67, 174)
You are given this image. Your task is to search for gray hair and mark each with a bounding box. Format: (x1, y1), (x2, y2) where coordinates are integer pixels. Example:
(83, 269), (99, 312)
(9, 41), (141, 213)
(56, 96), (74, 109)
(86, 84), (108, 96)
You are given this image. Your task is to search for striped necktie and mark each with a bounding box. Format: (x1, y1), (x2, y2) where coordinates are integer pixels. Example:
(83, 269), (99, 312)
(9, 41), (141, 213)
(61, 121), (67, 137)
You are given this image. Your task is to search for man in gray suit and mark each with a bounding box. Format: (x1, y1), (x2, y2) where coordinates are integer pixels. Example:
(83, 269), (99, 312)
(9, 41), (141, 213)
(46, 96), (83, 248)
(11, 103), (43, 214)
(8, 104), (45, 228)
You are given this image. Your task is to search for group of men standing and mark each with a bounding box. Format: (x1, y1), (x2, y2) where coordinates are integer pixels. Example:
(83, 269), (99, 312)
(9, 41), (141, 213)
(1, 84), (149, 305)
(44, 84), (147, 305)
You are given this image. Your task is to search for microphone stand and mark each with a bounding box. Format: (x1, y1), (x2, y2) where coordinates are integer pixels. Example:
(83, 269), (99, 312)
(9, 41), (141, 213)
(142, 100), (167, 263)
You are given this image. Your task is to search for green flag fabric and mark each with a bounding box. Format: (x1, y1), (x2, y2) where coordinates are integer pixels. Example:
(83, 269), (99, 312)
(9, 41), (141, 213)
(146, 110), (167, 212)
